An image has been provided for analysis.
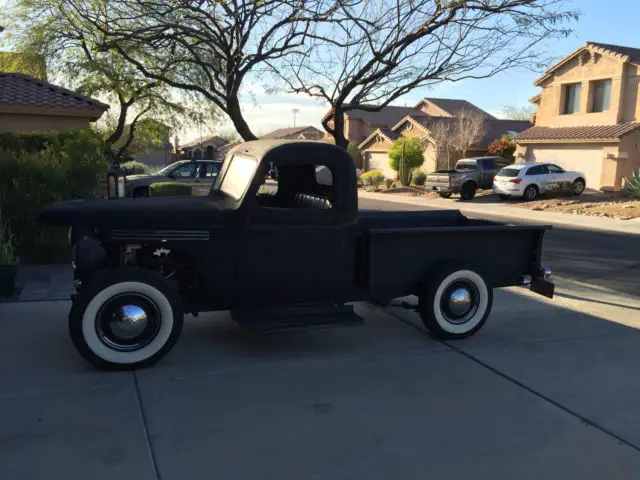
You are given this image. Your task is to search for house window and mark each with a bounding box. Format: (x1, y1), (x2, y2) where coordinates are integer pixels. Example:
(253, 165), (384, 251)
(591, 79), (612, 112)
(563, 83), (581, 114)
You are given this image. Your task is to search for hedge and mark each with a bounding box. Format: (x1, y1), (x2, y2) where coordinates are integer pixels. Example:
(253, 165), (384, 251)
(0, 129), (107, 262)
(150, 182), (193, 197)
(122, 160), (152, 175)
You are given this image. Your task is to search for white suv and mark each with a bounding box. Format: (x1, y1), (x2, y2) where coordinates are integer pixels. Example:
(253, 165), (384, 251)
(493, 162), (586, 201)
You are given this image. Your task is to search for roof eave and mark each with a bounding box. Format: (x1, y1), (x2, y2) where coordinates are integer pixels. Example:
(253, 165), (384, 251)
(390, 115), (430, 133)
(0, 103), (108, 118)
(515, 138), (621, 144)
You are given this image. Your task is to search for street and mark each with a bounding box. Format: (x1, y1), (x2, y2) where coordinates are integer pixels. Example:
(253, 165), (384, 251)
(359, 197), (640, 298)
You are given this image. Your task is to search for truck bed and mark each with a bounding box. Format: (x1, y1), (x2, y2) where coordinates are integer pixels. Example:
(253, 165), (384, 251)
(356, 210), (548, 299)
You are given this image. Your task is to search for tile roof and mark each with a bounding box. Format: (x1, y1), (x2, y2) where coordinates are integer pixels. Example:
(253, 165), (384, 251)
(420, 98), (496, 119)
(358, 127), (402, 150)
(342, 105), (427, 126)
(0, 72), (108, 114)
(378, 127), (401, 142)
(479, 120), (533, 149)
(587, 42), (640, 63)
(180, 135), (229, 149)
(514, 123), (640, 142)
(261, 125), (323, 139)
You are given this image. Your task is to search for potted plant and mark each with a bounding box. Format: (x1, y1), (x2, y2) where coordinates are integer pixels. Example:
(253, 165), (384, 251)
(0, 211), (18, 299)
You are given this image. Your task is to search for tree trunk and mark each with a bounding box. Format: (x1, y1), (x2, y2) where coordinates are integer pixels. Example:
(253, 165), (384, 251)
(446, 148), (451, 169)
(104, 98), (131, 161)
(330, 105), (348, 149)
(227, 96), (257, 141)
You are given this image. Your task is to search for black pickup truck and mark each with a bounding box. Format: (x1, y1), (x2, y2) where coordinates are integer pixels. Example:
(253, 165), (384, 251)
(40, 140), (554, 370)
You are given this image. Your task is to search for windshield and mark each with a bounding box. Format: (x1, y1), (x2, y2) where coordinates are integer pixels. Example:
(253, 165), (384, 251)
(456, 161), (478, 171)
(157, 161), (187, 175)
(497, 167), (520, 177)
(219, 155), (258, 200)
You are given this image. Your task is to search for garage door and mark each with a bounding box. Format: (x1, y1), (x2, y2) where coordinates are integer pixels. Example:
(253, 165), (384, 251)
(367, 152), (396, 179)
(526, 145), (604, 190)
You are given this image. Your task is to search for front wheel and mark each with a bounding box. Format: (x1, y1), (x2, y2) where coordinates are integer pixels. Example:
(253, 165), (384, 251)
(418, 265), (493, 339)
(572, 178), (586, 196)
(69, 269), (184, 370)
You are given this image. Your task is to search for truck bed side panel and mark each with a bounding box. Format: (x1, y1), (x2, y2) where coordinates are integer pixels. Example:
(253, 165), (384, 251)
(362, 226), (545, 298)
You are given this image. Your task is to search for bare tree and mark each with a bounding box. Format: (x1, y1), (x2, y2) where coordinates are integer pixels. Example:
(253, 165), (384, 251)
(273, 0), (576, 148)
(425, 118), (456, 170)
(500, 104), (536, 120)
(451, 108), (488, 158)
(42, 0), (340, 141)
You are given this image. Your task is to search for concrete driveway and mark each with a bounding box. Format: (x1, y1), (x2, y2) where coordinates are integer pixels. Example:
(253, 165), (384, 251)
(2, 279), (640, 479)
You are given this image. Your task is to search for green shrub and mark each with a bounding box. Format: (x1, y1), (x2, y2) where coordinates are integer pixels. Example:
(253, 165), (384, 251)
(0, 210), (16, 265)
(412, 170), (427, 186)
(623, 169), (640, 198)
(384, 178), (393, 189)
(388, 137), (424, 172)
(360, 170), (385, 188)
(122, 160), (151, 175)
(0, 129), (106, 262)
(150, 182), (193, 197)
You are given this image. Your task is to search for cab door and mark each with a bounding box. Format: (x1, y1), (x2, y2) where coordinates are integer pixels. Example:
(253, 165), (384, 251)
(238, 164), (353, 307)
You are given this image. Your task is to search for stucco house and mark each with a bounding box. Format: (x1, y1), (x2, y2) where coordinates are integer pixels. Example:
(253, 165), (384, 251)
(179, 135), (229, 160)
(0, 73), (108, 132)
(323, 98), (495, 149)
(261, 125), (324, 140)
(356, 99), (530, 178)
(514, 42), (640, 192)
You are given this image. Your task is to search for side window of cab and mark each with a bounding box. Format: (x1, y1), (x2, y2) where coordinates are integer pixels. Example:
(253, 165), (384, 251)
(255, 163), (335, 211)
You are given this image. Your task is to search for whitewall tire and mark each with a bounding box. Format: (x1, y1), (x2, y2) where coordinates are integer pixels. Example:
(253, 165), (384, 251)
(69, 269), (184, 370)
(418, 265), (493, 339)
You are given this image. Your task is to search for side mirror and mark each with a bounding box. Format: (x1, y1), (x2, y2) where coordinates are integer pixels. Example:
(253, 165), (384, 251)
(167, 171), (175, 178)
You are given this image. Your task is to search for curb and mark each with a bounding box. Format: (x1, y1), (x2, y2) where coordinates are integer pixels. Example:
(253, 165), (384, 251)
(359, 191), (640, 235)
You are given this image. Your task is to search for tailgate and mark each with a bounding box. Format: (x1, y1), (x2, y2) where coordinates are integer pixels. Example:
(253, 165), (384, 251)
(426, 174), (451, 186)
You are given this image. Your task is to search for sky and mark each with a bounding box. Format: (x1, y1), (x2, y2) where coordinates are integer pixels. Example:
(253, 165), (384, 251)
(1, 0), (639, 142)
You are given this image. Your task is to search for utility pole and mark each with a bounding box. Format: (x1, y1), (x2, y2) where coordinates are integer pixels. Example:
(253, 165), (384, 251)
(292, 108), (299, 127)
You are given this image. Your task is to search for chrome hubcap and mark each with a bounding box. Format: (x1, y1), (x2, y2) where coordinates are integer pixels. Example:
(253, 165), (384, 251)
(440, 281), (480, 325)
(575, 181), (584, 193)
(96, 293), (161, 351)
(448, 288), (472, 317)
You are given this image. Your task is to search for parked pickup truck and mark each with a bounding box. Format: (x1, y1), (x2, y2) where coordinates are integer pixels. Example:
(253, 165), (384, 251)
(39, 140), (554, 370)
(426, 156), (505, 200)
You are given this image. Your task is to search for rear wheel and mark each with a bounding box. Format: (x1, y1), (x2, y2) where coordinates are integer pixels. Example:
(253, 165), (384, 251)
(418, 264), (493, 339)
(438, 192), (452, 199)
(69, 269), (184, 370)
(572, 178), (586, 196)
(460, 182), (477, 201)
(523, 185), (538, 201)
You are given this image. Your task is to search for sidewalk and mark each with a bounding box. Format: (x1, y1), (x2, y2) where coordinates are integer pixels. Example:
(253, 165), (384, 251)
(359, 190), (640, 235)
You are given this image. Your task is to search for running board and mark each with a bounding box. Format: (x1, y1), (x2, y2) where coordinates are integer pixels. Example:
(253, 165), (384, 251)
(231, 304), (364, 334)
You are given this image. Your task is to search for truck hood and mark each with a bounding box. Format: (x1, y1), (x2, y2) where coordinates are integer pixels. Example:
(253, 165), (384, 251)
(39, 195), (233, 229)
(124, 174), (167, 186)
